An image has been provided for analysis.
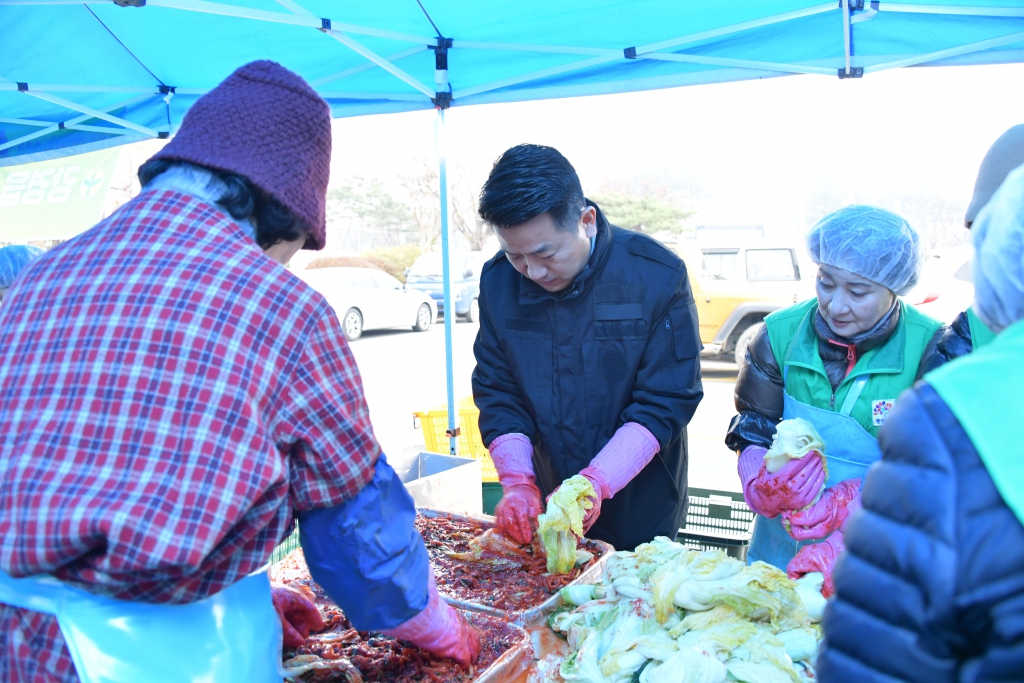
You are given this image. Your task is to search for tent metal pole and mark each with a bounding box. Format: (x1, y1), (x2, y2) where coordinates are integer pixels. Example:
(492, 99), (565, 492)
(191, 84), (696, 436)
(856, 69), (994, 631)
(454, 54), (619, 100)
(311, 46), (428, 87)
(640, 52), (836, 76)
(323, 30), (435, 97)
(452, 41), (615, 56)
(635, 3), (837, 55)
(0, 93), (158, 153)
(315, 91), (429, 101)
(22, 91), (159, 137)
(842, 0), (852, 77)
(879, 3), (1024, 17)
(144, 0), (435, 44)
(864, 30), (1024, 73)
(435, 107), (458, 456)
(0, 84), (158, 93)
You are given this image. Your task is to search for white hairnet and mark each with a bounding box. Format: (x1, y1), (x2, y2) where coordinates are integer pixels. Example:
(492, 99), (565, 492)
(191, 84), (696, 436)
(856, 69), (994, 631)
(0, 245), (44, 289)
(806, 205), (922, 295)
(972, 162), (1024, 333)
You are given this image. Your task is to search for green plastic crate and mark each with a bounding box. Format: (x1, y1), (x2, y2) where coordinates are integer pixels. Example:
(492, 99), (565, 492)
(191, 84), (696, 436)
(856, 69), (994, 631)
(676, 487), (755, 560)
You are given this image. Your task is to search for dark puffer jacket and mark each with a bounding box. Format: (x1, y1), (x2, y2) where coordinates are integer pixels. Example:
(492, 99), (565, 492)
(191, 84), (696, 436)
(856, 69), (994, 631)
(817, 383), (1024, 682)
(916, 310), (974, 378)
(725, 305), (946, 453)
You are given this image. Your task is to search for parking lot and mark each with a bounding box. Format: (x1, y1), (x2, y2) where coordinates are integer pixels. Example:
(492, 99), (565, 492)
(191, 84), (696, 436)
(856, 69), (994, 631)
(348, 320), (742, 494)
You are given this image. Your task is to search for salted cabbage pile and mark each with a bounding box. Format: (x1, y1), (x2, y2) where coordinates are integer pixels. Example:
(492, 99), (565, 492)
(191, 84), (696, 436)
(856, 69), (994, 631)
(544, 538), (824, 683)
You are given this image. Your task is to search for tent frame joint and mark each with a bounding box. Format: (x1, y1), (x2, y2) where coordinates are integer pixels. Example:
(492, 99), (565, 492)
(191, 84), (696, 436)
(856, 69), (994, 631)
(433, 37), (453, 108)
(623, 47), (637, 59)
(432, 89), (452, 110)
(17, 82), (28, 92)
(838, 67), (864, 78)
(319, 18), (331, 31)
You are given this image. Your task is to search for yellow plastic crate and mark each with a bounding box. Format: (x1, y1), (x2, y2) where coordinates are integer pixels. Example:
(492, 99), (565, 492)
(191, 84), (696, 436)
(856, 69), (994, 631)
(414, 396), (498, 482)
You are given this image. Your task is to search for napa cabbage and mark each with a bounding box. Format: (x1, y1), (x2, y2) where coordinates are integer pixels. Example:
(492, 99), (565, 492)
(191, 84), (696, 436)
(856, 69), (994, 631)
(538, 475), (596, 574)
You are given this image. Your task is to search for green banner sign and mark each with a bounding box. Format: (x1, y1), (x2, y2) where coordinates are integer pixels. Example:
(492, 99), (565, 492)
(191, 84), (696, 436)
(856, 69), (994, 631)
(0, 147), (121, 242)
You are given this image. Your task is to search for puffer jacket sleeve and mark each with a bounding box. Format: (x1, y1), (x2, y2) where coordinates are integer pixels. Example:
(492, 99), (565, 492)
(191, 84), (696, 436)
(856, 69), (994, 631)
(724, 323), (784, 452)
(818, 383), (1024, 682)
(916, 311), (972, 379)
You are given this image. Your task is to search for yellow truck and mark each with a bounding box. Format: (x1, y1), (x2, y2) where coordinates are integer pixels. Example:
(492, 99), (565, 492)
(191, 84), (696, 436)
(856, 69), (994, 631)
(676, 239), (817, 365)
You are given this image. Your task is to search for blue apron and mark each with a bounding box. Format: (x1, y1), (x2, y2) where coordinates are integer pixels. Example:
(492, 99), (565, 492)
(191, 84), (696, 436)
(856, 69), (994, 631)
(747, 371), (882, 569)
(0, 568), (284, 683)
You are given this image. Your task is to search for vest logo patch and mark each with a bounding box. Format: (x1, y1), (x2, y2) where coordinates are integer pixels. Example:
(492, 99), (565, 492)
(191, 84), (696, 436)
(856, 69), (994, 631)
(872, 399), (896, 427)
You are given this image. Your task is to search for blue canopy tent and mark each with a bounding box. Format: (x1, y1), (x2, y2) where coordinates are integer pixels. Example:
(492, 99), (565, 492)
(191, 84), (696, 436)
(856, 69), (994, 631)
(3, 0), (1024, 452)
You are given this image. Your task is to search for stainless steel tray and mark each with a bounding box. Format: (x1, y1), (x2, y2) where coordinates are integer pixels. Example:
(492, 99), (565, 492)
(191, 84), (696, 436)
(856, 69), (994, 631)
(464, 613), (533, 683)
(418, 507), (614, 627)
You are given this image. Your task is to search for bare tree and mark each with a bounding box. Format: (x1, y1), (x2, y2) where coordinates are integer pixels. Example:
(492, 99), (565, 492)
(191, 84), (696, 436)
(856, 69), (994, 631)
(450, 165), (492, 251)
(397, 159), (441, 249)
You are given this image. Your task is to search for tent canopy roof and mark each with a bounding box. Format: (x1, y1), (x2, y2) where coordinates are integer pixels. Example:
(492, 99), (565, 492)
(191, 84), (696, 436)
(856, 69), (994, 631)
(2, 0), (1024, 165)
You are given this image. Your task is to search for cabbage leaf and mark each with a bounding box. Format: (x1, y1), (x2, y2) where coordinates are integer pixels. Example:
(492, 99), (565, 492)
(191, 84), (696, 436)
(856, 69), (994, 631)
(538, 475), (596, 574)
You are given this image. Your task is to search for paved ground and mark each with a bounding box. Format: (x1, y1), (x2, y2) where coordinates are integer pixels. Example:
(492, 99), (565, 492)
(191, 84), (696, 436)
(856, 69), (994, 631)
(348, 320), (741, 494)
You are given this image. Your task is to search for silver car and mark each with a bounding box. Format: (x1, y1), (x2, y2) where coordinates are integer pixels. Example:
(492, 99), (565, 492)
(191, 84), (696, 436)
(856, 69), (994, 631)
(298, 266), (437, 341)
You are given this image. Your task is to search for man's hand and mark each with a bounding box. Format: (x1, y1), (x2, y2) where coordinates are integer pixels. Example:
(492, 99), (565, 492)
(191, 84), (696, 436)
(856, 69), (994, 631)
(271, 582), (325, 649)
(495, 482), (543, 544)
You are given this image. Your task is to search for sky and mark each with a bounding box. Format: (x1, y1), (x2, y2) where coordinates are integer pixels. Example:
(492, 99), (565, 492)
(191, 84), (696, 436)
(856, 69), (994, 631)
(327, 61), (1024, 238)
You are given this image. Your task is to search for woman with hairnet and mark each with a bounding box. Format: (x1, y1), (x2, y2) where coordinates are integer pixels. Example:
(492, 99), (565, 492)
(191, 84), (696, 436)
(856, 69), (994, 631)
(0, 244), (43, 303)
(817, 166), (1024, 682)
(724, 206), (944, 595)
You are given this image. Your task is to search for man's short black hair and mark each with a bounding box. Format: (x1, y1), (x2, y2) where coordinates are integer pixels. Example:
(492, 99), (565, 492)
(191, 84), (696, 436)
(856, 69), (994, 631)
(138, 159), (307, 250)
(478, 144), (586, 233)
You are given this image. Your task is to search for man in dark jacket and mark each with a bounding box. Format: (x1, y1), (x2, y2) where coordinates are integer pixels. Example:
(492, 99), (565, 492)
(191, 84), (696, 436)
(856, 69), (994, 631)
(818, 164), (1024, 682)
(471, 144), (703, 552)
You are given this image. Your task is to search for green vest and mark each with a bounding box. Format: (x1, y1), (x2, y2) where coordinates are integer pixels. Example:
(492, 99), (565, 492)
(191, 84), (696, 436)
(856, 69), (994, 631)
(928, 319), (1024, 524)
(765, 299), (942, 438)
(967, 306), (998, 350)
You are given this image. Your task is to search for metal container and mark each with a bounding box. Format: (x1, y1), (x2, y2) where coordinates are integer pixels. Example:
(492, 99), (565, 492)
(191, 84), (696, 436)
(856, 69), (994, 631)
(418, 508), (614, 627)
(464, 613), (533, 683)
(393, 450), (483, 515)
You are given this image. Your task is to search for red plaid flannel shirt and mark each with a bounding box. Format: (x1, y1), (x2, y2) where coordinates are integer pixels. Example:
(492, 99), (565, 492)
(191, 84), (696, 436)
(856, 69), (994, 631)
(0, 189), (380, 682)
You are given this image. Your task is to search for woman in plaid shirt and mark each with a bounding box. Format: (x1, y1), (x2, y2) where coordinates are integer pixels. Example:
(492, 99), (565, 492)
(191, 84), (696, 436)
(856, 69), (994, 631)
(0, 61), (478, 683)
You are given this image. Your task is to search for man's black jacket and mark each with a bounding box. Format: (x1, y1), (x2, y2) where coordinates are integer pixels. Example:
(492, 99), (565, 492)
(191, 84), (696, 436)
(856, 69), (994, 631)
(471, 202), (703, 550)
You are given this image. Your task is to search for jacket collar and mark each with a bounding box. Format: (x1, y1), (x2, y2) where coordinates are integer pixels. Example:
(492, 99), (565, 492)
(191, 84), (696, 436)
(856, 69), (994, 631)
(785, 299), (908, 378)
(517, 199), (613, 305)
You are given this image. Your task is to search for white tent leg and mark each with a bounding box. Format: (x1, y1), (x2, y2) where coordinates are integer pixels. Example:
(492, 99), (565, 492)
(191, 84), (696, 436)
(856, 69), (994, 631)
(435, 107), (458, 456)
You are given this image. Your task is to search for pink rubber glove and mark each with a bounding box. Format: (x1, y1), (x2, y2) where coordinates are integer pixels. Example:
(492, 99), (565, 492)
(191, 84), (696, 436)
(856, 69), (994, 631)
(489, 433), (543, 544)
(738, 444), (826, 518)
(785, 478), (862, 540)
(576, 422), (660, 533)
(382, 572), (482, 669)
(271, 582), (325, 650)
(787, 531), (845, 598)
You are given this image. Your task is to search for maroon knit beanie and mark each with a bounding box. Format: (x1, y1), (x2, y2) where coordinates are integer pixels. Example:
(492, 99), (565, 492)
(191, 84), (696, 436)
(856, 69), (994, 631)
(151, 60), (332, 250)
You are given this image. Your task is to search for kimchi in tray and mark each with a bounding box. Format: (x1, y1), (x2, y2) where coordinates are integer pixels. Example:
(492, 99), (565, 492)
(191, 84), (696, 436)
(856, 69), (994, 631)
(415, 508), (613, 627)
(272, 549), (531, 683)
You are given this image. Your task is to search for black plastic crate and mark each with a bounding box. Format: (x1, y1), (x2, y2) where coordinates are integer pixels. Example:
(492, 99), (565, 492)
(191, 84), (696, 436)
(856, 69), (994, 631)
(676, 487), (755, 560)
